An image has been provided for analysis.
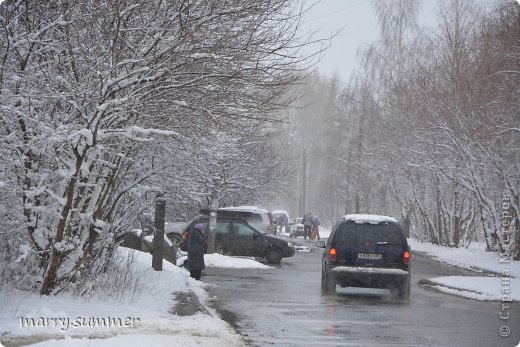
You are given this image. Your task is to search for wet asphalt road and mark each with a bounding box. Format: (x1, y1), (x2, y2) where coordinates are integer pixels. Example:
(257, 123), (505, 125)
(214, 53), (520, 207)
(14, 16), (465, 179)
(204, 238), (520, 347)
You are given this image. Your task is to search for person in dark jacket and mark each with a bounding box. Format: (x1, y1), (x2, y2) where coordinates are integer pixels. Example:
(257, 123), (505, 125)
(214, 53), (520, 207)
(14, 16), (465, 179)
(188, 223), (206, 280)
(303, 212), (313, 240)
(278, 213), (289, 235)
(311, 216), (321, 240)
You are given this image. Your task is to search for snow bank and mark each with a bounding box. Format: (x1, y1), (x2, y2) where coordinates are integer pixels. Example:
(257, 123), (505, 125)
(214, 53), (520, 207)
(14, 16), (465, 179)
(410, 239), (519, 301)
(26, 332), (241, 347)
(422, 276), (520, 301)
(204, 253), (271, 269)
(408, 239), (520, 277)
(0, 247), (251, 346)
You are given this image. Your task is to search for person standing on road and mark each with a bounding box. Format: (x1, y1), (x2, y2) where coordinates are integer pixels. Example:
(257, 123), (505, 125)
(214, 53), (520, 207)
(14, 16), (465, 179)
(279, 213), (289, 235)
(303, 212), (312, 240)
(188, 223), (206, 280)
(311, 216), (321, 240)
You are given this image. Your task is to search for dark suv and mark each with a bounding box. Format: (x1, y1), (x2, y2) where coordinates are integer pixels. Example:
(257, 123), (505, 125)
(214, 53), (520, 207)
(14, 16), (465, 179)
(317, 214), (411, 299)
(180, 210), (295, 263)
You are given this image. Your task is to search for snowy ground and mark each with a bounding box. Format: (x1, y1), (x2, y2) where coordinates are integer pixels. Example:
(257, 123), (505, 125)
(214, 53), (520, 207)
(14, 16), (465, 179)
(0, 250), (262, 347)
(408, 239), (520, 301)
(0, 228), (518, 346)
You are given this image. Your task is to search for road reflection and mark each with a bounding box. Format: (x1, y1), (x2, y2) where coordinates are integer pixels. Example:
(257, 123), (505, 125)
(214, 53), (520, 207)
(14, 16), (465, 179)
(326, 303), (336, 336)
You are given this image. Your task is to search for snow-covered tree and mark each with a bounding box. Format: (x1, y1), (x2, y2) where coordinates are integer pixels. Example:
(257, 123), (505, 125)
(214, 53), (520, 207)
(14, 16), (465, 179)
(0, 0), (316, 295)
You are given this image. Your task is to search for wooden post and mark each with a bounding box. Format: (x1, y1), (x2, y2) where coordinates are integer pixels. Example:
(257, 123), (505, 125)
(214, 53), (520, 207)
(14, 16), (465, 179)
(206, 178), (219, 254)
(152, 192), (165, 271)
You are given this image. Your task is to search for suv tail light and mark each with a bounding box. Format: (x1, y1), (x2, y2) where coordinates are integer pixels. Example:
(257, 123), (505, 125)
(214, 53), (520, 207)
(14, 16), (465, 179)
(403, 251), (410, 264)
(329, 248), (337, 262)
(182, 230), (189, 240)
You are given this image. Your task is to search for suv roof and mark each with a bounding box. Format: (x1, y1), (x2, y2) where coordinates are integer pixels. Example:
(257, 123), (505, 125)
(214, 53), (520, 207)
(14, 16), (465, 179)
(198, 209), (253, 221)
(197, 207), (272, 231)
(343, 214), (397, 224)
(220, 205), (269, 213)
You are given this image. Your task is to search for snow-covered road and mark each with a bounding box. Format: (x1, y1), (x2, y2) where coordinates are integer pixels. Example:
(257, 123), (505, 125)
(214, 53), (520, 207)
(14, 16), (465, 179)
(1, 232), (519, 347)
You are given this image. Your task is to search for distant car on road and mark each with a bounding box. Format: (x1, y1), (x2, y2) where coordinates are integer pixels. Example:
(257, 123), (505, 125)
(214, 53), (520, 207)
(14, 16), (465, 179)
(317, 214), (411, 299)
(290, 217), (304, 238)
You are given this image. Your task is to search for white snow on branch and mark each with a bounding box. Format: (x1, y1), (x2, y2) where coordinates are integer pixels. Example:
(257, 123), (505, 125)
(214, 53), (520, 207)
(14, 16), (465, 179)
(126, 126), (179, 138)
(15, 244), (33, 263)
(173, 100), (188, 107)
(190, 53), (220, 59)
(69, 128), (94, 146)
(96, 97), (130, 113)
(45, 189), (67, 206)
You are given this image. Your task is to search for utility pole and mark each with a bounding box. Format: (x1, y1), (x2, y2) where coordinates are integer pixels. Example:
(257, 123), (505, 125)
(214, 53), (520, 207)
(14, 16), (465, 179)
(207, 178), (219, 254)
(302, 145), (307, 216)
(355, 112), (364, 214)
(152, 192), (165, 271)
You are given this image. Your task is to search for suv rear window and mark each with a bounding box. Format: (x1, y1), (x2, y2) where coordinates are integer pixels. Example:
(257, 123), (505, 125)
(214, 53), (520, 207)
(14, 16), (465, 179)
(249, 214), (263, 222)
(336, 222), (404, 245)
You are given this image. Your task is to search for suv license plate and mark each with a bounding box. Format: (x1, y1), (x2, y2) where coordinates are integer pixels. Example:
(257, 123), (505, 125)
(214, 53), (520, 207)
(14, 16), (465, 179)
(358, 253), (382, 260)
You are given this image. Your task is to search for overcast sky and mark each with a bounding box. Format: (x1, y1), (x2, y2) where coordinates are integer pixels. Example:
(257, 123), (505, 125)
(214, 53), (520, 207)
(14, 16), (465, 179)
(300, 0), (378, 82)
(300, 0), (505, 82)
(299, 0), (441, 82)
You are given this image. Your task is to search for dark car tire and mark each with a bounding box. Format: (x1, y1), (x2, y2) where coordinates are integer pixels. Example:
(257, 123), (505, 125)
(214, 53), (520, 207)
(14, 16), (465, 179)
(167, 233), (183, 245)
(265, 247), (283, 263)
(398, 276), (411, 300)
(321, 269), (336, 294)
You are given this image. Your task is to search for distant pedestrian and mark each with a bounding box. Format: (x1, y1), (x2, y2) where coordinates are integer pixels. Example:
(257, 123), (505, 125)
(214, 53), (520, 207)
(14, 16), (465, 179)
(188, 223), (206, 280)
(279, 213), (289, 234)
(311, 216), (321, 240)
(303, 212), (313, 240)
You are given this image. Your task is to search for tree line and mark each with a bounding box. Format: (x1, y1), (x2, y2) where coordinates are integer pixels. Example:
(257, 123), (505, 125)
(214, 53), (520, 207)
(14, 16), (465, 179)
(283, 0), (519, 258)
